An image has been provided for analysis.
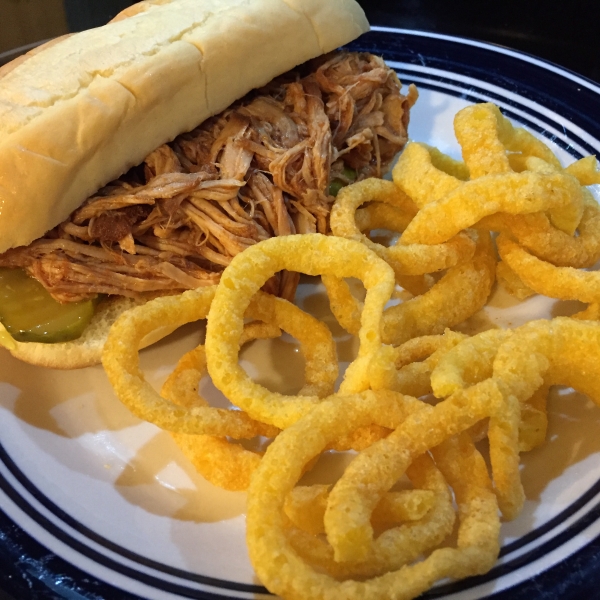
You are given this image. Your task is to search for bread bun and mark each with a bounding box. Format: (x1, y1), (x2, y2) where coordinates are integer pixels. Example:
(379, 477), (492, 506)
(0, 0), (368, 254)
(2, 295), (179, 369)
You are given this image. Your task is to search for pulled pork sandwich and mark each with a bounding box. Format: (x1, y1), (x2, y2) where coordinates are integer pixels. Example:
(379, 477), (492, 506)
(0, 0), (416, 368)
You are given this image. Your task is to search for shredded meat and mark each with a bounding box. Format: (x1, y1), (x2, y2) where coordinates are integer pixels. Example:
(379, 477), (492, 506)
(0, 52), (417, 303)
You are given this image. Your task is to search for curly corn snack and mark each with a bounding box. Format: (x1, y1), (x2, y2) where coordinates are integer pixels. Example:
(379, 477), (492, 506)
(100, 98), (600, 600)
(205, 234), (395, 427)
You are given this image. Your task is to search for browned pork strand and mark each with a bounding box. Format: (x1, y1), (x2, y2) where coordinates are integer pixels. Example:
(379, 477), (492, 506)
(0, 52), (417, 303)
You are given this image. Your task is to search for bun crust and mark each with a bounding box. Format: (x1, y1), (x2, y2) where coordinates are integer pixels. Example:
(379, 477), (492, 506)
(0, 0), (368, 254)
(3, 295), (179, 369)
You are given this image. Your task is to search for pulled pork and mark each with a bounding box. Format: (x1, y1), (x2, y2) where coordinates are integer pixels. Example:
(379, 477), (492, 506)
(0, 52), (417, 302)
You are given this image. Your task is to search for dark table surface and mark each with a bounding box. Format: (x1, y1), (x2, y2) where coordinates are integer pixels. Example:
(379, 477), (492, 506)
(363, 0), (600, 84)
(1, 1), (600, 600)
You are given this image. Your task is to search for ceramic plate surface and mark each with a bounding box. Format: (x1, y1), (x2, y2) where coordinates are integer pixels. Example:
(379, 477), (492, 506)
(1, 27), (600, 600)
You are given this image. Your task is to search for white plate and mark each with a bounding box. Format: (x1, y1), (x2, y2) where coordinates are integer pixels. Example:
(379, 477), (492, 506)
(1, 27), (600, 600)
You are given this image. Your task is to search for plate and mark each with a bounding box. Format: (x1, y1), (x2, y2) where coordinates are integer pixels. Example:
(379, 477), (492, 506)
(2, 27), (600, 600)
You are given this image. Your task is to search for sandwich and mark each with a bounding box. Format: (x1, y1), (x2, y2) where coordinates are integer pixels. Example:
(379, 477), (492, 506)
(0, 0), (416, 368)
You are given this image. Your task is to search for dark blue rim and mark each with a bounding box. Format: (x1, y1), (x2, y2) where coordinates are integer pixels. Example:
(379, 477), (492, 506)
(0, 443), (264, 598)
(4, 424), (600, 599)
(2, 28), (600, 599)
(394, 76), (597, 159)
(349, 29), (600, 147)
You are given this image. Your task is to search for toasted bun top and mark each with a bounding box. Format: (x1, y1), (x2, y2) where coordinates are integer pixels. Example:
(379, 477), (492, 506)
(0, 0), (368, 253)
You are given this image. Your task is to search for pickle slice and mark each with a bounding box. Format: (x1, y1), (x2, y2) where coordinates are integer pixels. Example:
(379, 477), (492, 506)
(328, 166), (358, 197)
(0, 268), (95, 343)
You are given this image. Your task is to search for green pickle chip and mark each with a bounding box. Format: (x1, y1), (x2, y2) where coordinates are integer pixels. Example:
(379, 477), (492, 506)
(328, 166), (358, 197)
(0, 268), (95, 343)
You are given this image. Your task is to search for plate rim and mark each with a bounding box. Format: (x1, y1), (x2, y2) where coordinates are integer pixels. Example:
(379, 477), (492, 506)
(2, 26), (600, 600)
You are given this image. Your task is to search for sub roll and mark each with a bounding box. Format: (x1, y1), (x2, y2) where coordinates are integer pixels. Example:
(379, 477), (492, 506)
(0, 0), (416, 367)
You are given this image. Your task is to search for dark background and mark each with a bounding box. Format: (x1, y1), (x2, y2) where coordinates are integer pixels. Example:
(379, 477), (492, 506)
(1, 0), (599, 84)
